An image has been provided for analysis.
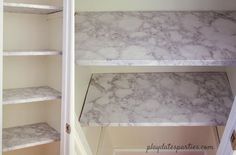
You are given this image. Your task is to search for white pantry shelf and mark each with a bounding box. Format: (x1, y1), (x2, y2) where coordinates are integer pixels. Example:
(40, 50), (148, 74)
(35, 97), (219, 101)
(4, 2), (62, 14)
(79, 72), (233, 126)
(3, 123), (60, 152)
(3, 86), (61, 105)
(3, 50), (62, 56)
(75, 11), (236, 66)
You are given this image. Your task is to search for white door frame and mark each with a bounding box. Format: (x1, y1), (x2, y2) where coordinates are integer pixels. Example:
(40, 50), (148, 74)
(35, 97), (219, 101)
(0, 0), (3, 154)
(217, 97), (236, 155)
(61, 0), (75, 154)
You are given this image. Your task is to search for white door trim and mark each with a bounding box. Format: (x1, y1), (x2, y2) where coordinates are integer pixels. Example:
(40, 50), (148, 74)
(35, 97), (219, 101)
(217, 97), (236, 155)
(75, 117), (93, 155)
(61, 0), (75, 154)
(0, 0), (3, 154)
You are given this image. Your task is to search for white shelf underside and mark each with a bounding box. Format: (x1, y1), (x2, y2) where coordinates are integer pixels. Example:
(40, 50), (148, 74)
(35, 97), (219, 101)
(4, 2), (62, 14)
(3, 50), (62, 56)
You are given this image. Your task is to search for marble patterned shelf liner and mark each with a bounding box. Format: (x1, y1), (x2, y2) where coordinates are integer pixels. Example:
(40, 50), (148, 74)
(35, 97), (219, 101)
(80, 72), (233, 126)
(3, 123), (60, 152)
(3, 86), (61, 104)
(75, 11), (236, 66)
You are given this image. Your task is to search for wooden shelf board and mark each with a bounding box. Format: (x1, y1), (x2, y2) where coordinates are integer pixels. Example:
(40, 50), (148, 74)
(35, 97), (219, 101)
(80, 72), (233, 126)
(4, 2), (62, 14)
(3, 86), (61, 105)
(3, 123), (60, 152)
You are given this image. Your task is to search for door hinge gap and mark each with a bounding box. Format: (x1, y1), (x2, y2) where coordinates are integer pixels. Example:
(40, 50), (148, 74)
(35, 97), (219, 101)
(66, 123), (71, 134)
(231, 130), (236, 150)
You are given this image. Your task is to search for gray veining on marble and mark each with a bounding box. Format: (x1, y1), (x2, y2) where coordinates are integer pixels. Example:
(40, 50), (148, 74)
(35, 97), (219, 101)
(4, 2), (62, 14)
(80, 72), (233, 126)
(3, 50), (62, 56)
(3, 86), (61, 105)
(75, 12), (236, 66)
(3, 123), (60, 152)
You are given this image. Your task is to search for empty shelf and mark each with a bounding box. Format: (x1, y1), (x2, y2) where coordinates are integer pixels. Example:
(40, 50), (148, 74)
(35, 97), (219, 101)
(4, 2), (62, 14)
(3, 123), (60, 152)
(3, 50), (62, 56)
(80, 72), (233, 126)
(75, 11), (236, 66)
(3, 86), (61, 105)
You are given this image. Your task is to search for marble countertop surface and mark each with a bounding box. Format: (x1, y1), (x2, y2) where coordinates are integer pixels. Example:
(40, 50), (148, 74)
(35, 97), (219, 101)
(75, 11), (236, 66)
(3, 86), (61, 105)
(3, 123), (60, 152)
(80, 72), (233, 126)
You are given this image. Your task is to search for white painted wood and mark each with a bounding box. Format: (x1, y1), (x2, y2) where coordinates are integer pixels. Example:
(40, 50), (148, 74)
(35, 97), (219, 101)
(3, 50), (62, 56)
(4, 2), (62, 14)
(75, 117), (93, 155)
(61, 0), (75, 154)
(63, 0), (92, 154)
(217, 97), (236, 155)
(0, 0), (3, 154)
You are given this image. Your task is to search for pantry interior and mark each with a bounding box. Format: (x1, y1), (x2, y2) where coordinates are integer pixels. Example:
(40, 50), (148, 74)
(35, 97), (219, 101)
(2, 0), (64, 155)
(74, 1), (236, 155)
(1, 0), (236, 155)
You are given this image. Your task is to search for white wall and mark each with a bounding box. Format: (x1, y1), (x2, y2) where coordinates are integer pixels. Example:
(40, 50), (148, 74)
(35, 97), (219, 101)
(106, 126), (217, 155)
(3, 13), (49, 51)
(75, 0), (236, 11)
(3, 12), (51, 129)
(3, 142), (60, 155)
(47, 12), (63, 132)
(3, 4), (62, 155)
(75, 66), (97, 155)
(3, 12), (62, 127)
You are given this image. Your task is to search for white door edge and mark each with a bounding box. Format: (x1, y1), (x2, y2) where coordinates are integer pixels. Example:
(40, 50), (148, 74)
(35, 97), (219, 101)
(217, 96), (236, 155)
(0, 0), (3, 154)
(61, 0), (75, 154)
